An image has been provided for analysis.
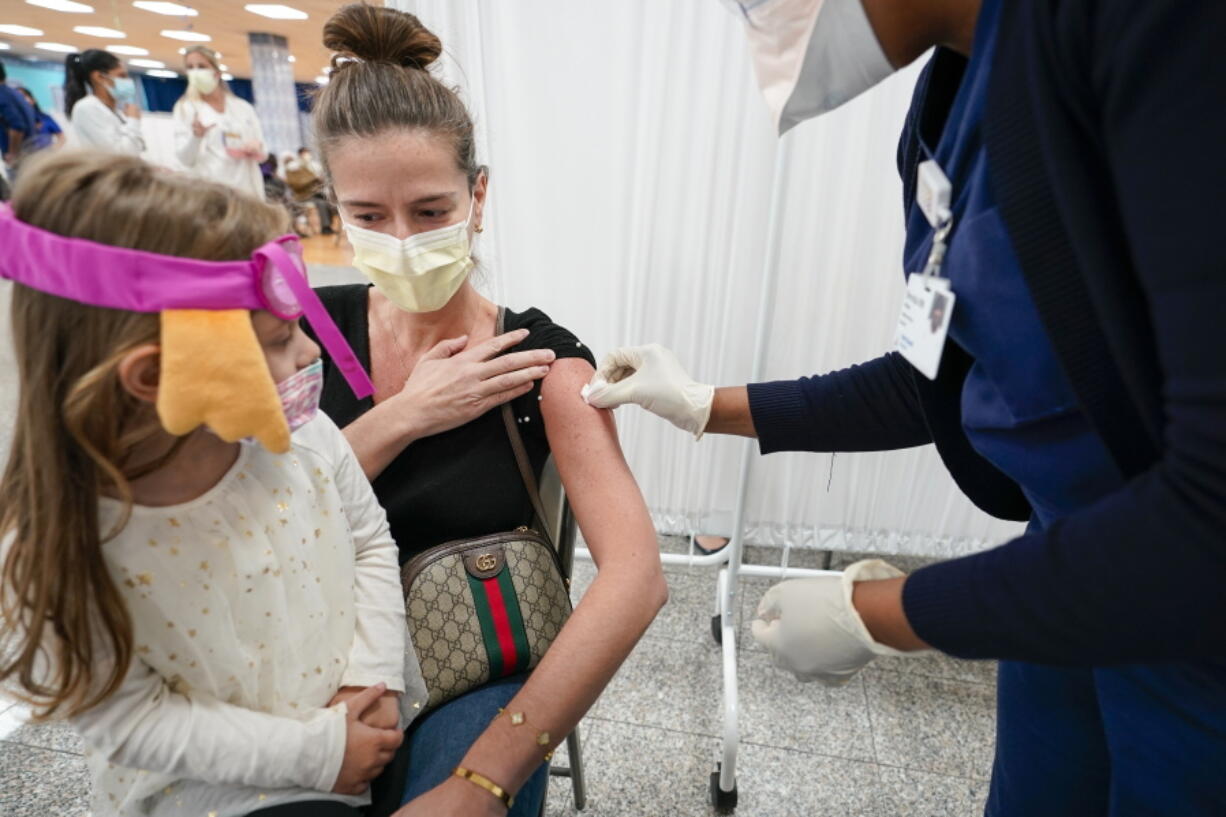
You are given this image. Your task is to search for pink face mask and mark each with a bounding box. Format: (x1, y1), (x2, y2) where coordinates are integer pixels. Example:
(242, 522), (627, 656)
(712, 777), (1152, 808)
(277, 359), (324, 432)
(0, 204), (372, 452)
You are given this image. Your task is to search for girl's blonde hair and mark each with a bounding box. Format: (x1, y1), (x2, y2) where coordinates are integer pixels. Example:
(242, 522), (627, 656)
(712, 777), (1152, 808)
(176, 45), (231, 107)
(0, 151), (287, 719)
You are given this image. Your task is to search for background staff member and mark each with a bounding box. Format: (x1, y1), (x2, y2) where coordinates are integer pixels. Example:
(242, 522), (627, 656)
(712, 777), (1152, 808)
(172, 46), (267, 199)
(587, 0), (1226, 814)
(0, 61), (35, 175)
(63, 49), (145, 156)
(17, 87), (64, 153)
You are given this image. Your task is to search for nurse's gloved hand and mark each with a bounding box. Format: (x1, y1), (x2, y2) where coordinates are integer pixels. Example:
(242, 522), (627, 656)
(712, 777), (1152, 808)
(582, 344), (715, 438)
(751, 560), (918, 686)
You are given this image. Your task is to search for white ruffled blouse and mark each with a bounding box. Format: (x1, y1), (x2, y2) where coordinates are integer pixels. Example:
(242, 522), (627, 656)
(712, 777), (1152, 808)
(71, 414), (425, 817)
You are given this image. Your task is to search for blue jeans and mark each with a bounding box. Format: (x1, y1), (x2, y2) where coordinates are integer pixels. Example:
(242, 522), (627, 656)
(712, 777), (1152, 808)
(986, 659), (1226, 816)
(401, 674), (549, 816)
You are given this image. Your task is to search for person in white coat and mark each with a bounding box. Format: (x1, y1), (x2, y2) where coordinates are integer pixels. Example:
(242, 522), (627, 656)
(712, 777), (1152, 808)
(63, 50), (144, 156)
(172, 46), (267, 199)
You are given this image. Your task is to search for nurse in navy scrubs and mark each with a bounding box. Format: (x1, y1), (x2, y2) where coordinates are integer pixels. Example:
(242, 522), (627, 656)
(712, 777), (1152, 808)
(586, 0), (1226, 813)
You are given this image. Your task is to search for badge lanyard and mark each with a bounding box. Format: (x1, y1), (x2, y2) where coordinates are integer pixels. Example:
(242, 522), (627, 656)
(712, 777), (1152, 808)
(893, 138), (957, 380)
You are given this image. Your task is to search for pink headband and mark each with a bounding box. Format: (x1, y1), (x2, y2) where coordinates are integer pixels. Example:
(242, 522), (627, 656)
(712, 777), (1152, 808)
(0, 204), (373, 399)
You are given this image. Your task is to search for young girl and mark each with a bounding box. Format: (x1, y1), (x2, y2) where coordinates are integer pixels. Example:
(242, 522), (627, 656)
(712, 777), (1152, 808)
(0, 151), (425, 817)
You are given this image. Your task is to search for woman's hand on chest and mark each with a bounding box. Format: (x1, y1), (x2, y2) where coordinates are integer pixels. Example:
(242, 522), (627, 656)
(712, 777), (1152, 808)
(375, 328), (557, 442)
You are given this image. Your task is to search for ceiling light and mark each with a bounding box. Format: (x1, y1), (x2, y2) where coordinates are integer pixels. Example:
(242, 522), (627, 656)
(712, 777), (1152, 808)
(26, 0), (93, 12)
(34, 41), (79, 52)
(313, 74), (328, 85)
(146, 68), (178, 78)
(74, 25), (126, 38)
(287, 55), (295, 63)
(129, 58), (164, 68)
(161, 29), (210, 42)
(0, 25), (44, 36)
(244, 4), (307, 20)
(133, 1), (197, 16)
(221, 72), (233, 81)
(107, 44), (148, 55)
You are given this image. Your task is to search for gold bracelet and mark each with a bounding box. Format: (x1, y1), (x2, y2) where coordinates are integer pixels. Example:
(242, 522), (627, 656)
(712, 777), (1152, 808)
(495, 707), (555, 762)
(452, 766), (514, 809)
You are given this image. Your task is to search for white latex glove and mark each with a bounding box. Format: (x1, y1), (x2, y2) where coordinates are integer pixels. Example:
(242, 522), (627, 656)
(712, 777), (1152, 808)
(581, 344), (715, 438)
(751, 559), (922, 686)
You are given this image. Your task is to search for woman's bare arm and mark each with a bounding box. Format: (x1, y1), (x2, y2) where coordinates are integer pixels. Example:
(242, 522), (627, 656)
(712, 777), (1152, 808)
(426, 357), (667, 807)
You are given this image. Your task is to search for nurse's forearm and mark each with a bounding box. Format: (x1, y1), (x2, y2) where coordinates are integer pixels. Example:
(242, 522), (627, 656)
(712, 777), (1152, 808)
(704, 386), (758, 438)
(854, 577), (929, 651)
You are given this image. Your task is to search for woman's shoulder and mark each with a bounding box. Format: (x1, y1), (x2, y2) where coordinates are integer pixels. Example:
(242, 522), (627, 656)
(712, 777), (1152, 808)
(503, 306), (595, 367)
(306, 284), (369, 357)
(228, 94), (258, 116)
(71, 94), (103, 118)
(172, 97), (203, 121)
(315, 283), (369, 312)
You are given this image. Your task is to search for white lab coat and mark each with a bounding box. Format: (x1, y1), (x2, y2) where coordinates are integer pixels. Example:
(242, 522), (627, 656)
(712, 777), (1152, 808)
(172, 94), (267, 199)
(69, 94), (145, 156)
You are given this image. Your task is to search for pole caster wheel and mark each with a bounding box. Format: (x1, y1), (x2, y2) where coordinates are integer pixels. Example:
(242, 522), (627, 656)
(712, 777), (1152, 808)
(709, 763), (738, 812)
(710, 614), (722, 645)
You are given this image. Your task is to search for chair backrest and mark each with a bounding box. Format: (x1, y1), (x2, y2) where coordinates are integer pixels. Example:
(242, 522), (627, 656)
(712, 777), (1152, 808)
(538, 456), (578, 583)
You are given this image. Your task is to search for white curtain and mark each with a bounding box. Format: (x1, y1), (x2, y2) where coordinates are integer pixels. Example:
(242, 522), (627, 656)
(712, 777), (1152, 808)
(0, 0), (1027, 559)
(389, 0), (1025, 558)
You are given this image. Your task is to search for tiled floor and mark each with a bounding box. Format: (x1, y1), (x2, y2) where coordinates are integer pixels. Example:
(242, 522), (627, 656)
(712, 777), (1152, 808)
(0, 538), (997, 816)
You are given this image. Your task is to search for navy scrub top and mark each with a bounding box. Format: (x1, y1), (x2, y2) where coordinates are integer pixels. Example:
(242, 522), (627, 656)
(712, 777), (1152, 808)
(900, 0), (1122, 528)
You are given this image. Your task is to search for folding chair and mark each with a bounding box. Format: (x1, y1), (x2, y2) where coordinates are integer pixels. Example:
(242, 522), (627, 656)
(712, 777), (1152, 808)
(536, 457), (588, 813)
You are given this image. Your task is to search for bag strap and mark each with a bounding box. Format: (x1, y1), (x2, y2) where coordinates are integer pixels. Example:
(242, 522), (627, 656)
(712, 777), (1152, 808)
(496, 307), (553, 543)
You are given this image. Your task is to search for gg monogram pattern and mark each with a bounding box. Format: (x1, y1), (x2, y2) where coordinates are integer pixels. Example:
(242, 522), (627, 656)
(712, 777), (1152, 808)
(405, 534), (571, 709)
(506, 541), (572, 658)
(406, 554), (488, 708)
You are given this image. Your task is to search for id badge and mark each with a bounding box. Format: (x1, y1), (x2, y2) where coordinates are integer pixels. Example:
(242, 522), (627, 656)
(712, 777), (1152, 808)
(894, 273), (955, 380)
(223, 130), (245, 158)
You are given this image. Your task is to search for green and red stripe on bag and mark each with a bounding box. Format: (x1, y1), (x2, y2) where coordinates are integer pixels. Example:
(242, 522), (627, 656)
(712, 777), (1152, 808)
(401, 529), (573, 711)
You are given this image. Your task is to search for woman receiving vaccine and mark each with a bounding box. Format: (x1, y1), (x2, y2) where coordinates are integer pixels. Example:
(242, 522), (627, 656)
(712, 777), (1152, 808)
(172, 46), (267, 199)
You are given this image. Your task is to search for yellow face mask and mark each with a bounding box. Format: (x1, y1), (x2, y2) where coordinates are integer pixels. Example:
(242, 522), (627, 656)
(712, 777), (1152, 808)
(343, 199), (476, 313)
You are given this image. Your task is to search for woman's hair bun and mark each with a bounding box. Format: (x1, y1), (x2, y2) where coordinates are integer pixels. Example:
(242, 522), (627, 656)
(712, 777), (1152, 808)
(323, 3), (441, 71)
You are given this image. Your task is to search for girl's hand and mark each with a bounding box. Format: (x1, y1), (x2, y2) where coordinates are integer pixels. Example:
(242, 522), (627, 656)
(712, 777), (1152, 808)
(392, 329), (555, 442)
(328, 684), (400, 729)
(393, 776), (507, 817)
(331, 683), (403, 795)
